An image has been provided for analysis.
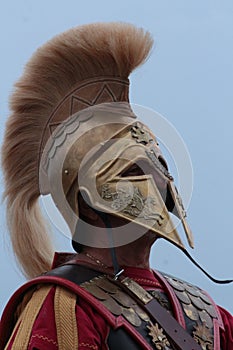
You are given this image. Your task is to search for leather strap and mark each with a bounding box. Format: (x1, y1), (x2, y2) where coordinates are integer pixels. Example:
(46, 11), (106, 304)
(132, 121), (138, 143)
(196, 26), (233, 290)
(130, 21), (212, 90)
(145, 297), (201, 350)
(114, 276), (202, 350)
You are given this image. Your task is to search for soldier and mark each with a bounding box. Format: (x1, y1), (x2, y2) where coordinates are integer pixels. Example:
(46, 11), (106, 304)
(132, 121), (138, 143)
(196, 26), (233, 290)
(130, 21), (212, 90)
(0, 22), (232, 350)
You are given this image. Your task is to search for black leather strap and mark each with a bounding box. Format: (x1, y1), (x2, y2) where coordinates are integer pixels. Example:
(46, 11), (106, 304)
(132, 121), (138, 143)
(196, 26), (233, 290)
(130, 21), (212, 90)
(46, 263), (102, 284)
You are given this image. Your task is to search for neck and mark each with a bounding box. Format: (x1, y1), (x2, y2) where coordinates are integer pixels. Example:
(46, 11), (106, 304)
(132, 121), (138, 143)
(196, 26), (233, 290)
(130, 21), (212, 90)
(79, 232), (156, 270)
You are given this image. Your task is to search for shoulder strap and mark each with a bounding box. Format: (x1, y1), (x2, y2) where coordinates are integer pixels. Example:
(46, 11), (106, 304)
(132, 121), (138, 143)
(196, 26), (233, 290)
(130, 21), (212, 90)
(4, 285), (78, 350)
(54, 286), (78, 349)
(5, 285), (52, 350)
(115, 276), (202, 350)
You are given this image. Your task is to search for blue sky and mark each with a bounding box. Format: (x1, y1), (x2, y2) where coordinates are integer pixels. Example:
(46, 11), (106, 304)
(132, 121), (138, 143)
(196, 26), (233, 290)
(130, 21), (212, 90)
(1, 0), (233, 314)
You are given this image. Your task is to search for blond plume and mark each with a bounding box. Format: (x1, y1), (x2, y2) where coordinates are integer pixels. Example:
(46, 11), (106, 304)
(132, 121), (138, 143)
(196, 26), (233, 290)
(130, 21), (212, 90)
(1, 22), (153, 279)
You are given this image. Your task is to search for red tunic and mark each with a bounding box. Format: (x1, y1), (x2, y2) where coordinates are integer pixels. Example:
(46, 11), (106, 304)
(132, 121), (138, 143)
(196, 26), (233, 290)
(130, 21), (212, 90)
(3, 261), (233, 350)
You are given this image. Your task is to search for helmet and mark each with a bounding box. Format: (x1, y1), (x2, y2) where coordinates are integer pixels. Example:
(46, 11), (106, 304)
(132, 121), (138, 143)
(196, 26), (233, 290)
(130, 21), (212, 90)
(2, 22), (192, 279)
(40, 102), (194, 252)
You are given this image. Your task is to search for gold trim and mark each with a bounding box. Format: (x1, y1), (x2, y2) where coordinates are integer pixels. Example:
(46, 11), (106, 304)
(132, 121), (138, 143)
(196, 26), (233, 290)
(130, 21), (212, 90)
(193, 324), (213, 350)
(9, 285), (52, 350)
(54, 286), (78, 349)
(147, 321), (171, 349)
(121, 277), (153, 304)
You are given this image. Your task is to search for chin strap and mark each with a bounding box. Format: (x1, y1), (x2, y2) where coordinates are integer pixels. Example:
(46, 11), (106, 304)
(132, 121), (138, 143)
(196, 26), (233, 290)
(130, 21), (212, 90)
(76, 191), (123, 277)
(183, 249), (233, 284)
(92, 209), (124, 278)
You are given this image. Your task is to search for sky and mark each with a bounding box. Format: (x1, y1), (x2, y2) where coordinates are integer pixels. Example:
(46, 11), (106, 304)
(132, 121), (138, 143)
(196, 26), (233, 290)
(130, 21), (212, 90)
(0, 0), (233, 316)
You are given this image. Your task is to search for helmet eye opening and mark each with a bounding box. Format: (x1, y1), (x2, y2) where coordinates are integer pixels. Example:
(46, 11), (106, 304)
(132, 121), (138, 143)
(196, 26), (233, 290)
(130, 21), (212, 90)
(120, 163), (145, 177)
(158, 156), (168, 171)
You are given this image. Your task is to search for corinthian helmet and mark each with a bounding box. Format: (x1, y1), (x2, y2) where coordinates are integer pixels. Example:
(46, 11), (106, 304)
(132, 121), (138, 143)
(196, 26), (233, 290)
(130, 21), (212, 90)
(2, 22), (154, 278)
